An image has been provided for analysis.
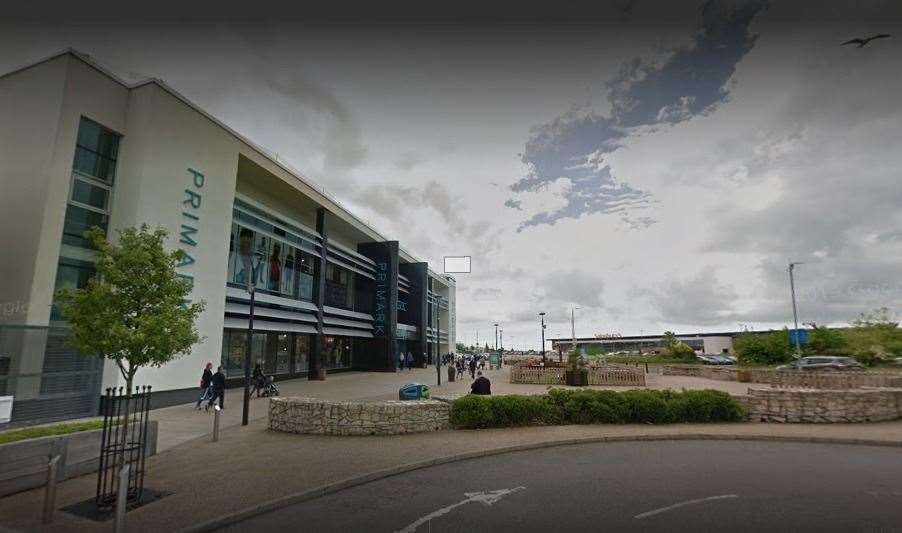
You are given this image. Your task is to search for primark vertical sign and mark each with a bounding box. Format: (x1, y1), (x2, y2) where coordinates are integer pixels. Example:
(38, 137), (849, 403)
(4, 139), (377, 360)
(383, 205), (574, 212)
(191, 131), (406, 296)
(374, 261), (388, 336)
(177, 167), (205, 304)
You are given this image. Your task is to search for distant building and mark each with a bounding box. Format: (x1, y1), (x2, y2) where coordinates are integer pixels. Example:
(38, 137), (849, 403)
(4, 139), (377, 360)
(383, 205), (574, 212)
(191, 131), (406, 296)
(549, 332), (741, 355)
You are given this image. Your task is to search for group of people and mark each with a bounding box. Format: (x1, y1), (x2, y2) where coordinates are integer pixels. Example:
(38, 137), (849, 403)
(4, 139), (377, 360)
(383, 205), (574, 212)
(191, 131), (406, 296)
(454, 353), (490, 380)
(195, 362), (226, 411)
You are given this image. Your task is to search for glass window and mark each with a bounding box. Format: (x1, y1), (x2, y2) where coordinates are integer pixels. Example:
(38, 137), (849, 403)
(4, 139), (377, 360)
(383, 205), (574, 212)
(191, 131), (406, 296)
(276, 334), (290, 374)
(322, 335), (352, 369)
(294, 335), (310, 373)
(71, 178), (109, 210)
(62, 204), (108, 248)
(224, 330), (247, 378)
(266, 242), (286, 293)
(324, 263), (355, 310)
(73, 118), (119, 183)
(51, 258), (96, 321)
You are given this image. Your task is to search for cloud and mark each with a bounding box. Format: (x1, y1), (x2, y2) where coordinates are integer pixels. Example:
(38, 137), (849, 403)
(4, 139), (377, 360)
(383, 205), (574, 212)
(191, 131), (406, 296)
(395, 150), (425, 171)
(508, 0), (768, 230)
(504, 199), (522, 210)
(539, 269), (606, 309)
(646, 268), (740, 326)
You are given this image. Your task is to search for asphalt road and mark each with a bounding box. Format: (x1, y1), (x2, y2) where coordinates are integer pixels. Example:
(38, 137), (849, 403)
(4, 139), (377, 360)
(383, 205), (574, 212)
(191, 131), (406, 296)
(223, 440), (902, 532)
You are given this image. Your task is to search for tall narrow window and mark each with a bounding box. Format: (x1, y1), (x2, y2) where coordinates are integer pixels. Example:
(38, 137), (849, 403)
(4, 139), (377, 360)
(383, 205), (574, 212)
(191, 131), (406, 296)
(62, 117), (120, 249)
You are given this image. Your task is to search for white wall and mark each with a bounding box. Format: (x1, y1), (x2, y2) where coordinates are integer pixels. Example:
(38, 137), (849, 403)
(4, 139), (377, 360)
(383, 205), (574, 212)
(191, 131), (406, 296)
(703, 336), (734, 355)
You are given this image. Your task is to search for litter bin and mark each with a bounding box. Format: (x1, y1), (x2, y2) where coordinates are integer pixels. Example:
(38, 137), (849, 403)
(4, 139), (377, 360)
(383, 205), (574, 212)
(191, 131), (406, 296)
(447, 365), (456, 382)
(399, 383), (430, 400)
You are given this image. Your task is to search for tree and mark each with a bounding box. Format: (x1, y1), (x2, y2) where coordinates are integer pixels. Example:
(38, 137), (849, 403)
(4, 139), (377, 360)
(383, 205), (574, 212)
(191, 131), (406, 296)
(667, 342), (697, 361)
(844, 307), (902, 366)
(662, 331), (678, 350)
(56, 225), (206, 394)
(805, 326), (847, 355)
(734, 329), (793, 365)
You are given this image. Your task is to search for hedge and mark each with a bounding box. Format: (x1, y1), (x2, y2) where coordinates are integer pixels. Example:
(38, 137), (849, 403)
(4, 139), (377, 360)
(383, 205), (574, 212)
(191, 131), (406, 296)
(449, 389), (746, 429)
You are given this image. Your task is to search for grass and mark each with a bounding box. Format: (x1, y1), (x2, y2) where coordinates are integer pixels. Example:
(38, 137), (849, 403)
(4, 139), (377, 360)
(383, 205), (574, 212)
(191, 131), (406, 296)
(0, 419), (105, 445)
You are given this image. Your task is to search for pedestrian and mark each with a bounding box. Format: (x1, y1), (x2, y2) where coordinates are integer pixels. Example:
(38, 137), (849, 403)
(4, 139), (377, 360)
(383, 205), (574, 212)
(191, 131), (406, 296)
(251, 362), (265, 398)
(194, 362), (213, 410)
(207, 365), (226, 411)
(456, 358), (464, 379)
(471, 371), (491, 395)
(405, 352), (414, 371)
(468, 357), (477, 379)
(398, 352), (404, 371)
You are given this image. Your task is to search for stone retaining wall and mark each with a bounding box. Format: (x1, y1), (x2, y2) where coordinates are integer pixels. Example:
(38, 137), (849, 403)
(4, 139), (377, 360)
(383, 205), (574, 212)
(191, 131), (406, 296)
(663, 365), (902, 389)
(741, 388), (902, 423)
(269, 397), (450, 436)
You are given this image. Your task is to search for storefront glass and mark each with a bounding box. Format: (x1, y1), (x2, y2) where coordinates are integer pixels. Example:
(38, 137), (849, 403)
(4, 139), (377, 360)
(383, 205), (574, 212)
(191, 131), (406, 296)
(294, 335), (310, 373)
(321, 335), (352, 369)
(227, 223), (316, 301)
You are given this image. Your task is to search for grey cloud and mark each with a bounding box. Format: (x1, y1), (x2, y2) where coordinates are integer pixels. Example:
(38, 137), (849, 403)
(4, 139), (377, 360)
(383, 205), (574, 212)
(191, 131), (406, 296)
(509, 0), (767, 230)
(504, 199), (522, 210)
(647, 268), (740, 326)
(539, 269), (606, 309)
(395, 151), (425, 171)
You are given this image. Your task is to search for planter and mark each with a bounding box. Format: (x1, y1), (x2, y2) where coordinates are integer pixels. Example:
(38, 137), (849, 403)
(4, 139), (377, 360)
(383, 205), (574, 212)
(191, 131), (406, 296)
(565, 370), (589, 386)
(447, 365), (456, 382)
(737, 369), (753, 383)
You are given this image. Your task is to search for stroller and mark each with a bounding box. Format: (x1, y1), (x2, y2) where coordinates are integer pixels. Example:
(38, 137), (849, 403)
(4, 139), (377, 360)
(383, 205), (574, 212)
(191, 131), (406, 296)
(259, 374), (280, 397)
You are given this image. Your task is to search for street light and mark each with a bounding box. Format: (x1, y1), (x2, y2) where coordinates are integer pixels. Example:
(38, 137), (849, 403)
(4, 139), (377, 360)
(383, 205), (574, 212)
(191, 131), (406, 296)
(494, 323), (499, 351)
(789, 262), (804, 356)
(499, 328), (503, 351)
(238, 234), (262, 427)
(539, 312), (547, 365)
(570, 307), (580, 354)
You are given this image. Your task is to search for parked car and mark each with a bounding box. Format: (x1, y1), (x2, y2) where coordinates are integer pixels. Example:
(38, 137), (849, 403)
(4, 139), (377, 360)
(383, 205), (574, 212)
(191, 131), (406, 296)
(776, 356), (864, 371)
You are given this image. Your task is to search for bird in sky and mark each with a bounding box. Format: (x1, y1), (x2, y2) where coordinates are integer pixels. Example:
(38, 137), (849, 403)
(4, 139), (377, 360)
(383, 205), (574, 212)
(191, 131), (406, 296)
(841, 34), (891, 47)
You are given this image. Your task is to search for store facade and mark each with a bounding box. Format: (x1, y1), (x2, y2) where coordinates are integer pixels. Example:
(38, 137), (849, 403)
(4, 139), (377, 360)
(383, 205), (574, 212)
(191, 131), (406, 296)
(0, 50), (456, 415)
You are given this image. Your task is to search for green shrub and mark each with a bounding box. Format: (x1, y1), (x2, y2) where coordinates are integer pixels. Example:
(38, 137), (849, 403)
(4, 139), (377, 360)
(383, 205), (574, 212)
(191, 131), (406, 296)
(735, 329), (794, 365)
(450, 389), (746, 429)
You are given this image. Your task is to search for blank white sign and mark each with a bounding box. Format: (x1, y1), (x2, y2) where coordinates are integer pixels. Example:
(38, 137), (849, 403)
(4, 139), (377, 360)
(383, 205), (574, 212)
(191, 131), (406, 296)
(444, 256), (471, 273)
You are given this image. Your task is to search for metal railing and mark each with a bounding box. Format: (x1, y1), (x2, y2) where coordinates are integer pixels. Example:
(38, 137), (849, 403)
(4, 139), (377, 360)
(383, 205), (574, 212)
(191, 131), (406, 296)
(510, 364), (646, 386)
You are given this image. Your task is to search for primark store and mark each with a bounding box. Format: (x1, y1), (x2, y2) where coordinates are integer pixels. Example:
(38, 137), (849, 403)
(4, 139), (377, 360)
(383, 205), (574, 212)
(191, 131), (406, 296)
(0, 50), (455, 425)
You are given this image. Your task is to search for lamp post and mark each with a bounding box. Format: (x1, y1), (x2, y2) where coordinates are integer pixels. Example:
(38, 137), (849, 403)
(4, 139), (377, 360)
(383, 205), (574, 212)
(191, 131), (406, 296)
(239, 241), (261, 427)
(499, 329), (503, 351)
(494, 323), (499, 351)
(539, 312), (546, 365)
(436, 299), (441, 386)
(789, 262), (804, 356)
(570, 307), (580, 354)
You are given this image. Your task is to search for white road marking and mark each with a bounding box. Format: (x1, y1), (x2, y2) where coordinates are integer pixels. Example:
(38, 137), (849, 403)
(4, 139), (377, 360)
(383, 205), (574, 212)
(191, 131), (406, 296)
(395, 486), (526, 533)
(634, 494), (739, 519)
(866, 490), (902, 497)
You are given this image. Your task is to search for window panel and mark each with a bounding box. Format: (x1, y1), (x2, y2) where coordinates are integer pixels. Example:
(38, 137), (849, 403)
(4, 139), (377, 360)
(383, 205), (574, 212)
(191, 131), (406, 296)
(71, 178), (109, 210)
(294, 335), (310, 373)
(62, 204), (108, 248)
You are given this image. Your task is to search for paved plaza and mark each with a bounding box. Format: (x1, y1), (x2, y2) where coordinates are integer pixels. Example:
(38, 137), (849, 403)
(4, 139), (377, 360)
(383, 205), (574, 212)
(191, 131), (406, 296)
(154, 364), (751, 450)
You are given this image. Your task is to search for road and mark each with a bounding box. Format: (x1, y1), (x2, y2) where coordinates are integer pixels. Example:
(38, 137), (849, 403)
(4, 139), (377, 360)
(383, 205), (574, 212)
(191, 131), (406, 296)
(224, 440), (902, 532)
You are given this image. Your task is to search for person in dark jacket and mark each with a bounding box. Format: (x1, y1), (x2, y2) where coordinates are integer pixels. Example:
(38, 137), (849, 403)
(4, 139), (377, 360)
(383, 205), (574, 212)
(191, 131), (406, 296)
(468, 357), (477, 379)
(251, 363), (266, 397)
(195, 362), (214, 410)
(207, 366), (226, 411)
(471, 371), (491, 395)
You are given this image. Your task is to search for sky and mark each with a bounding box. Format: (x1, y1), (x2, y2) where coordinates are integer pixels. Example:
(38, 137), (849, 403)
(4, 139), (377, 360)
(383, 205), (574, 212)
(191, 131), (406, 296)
(3, 0), (901, 349)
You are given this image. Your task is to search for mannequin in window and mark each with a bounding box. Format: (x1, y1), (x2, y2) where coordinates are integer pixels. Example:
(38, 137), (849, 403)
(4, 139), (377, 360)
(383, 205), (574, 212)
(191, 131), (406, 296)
(269, 243), (282, 292)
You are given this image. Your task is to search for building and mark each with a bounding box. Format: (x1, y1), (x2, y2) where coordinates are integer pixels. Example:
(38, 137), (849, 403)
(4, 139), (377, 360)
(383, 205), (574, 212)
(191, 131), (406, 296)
(549, 332), (738, 355)
(0, 50), (456, 424)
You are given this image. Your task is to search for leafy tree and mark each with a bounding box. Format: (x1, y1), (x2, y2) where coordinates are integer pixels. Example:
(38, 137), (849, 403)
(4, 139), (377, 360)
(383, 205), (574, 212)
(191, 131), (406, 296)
(843, 307), (902, 366)
(734, 329), (793, 365)
(667, 342), (697, 361)
(805, 326), (847, 355)
(56, 225), (206, 394)
(662, 331), (678, 350)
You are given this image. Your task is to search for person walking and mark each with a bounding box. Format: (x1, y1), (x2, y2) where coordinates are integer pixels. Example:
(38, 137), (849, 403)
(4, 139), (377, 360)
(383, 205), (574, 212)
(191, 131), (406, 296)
(468, 357), (477, 379)
(207, 366), (226, 411)
(251, 362), (265, 398)
(471, 371), (491, 395)
(398, 352), (405, 371)
(405, 352), (414, 371)
(194, 362), (213, 410)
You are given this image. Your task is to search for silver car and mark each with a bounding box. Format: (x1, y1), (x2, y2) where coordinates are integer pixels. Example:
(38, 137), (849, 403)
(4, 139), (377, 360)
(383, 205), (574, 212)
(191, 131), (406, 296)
(776, 356), (864, 371)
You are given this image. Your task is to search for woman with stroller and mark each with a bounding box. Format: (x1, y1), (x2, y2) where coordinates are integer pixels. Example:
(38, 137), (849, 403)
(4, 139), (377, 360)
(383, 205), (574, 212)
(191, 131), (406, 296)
(195, 362), (213, 410)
